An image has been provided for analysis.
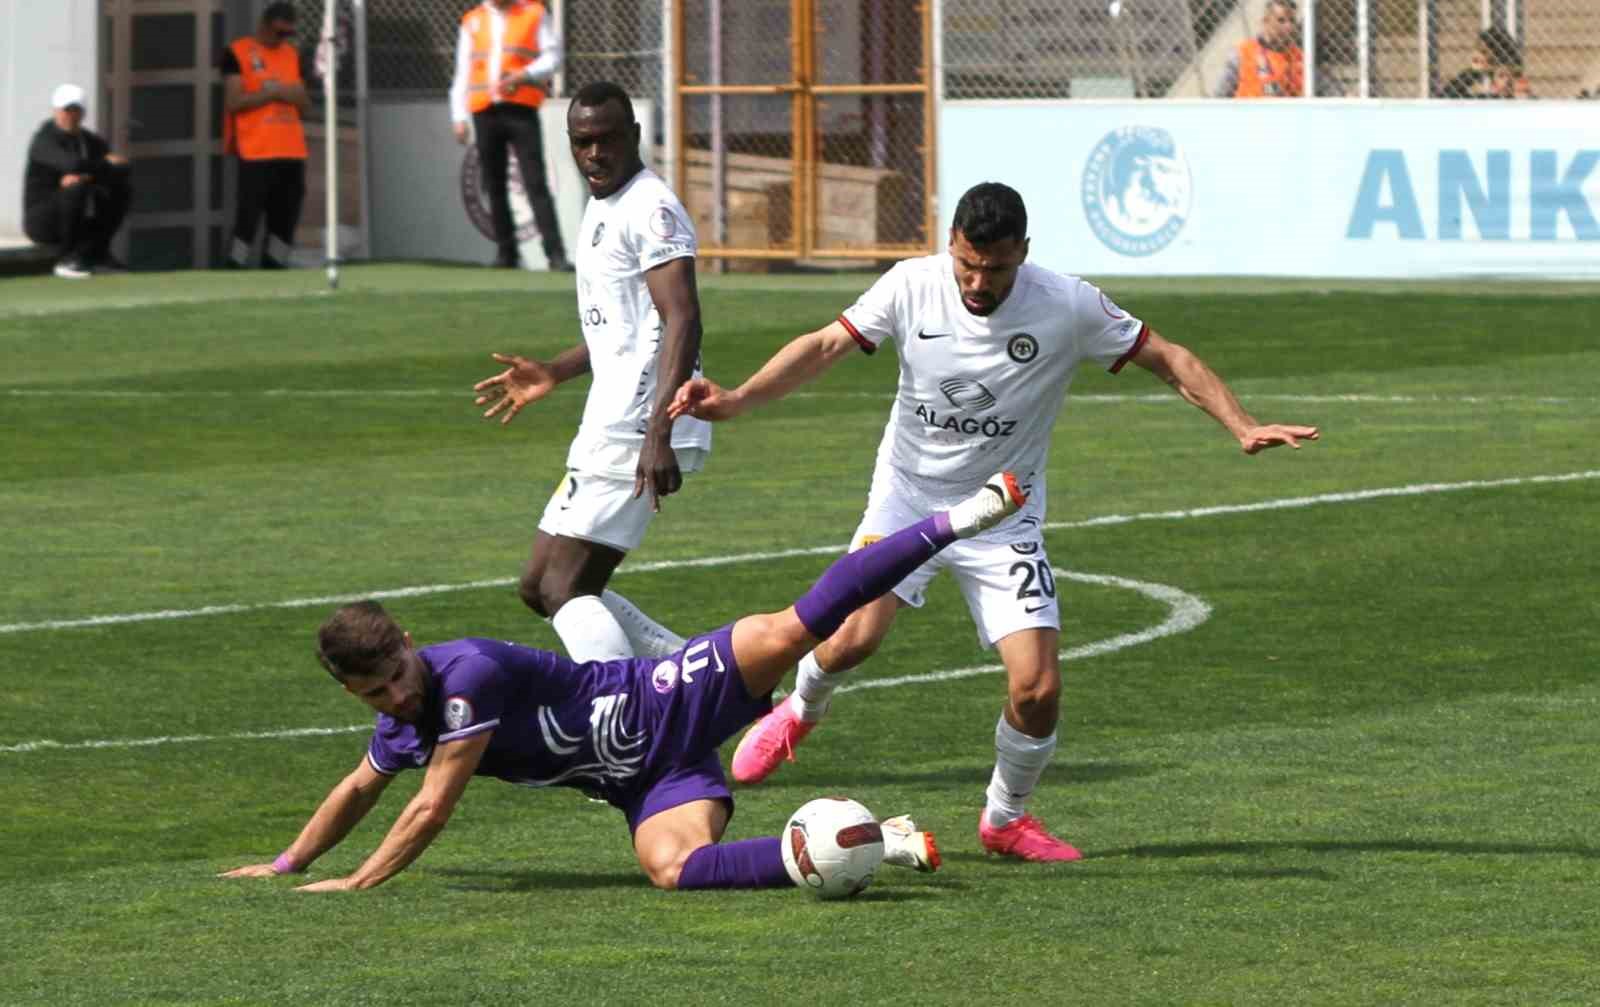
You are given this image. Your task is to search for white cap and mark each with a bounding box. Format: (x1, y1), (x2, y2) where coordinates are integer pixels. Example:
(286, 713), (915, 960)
(52, 83), (87, 110)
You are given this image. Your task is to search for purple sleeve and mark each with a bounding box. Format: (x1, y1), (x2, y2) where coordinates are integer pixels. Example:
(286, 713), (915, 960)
(434, 653), (513, 743)
(368, 717), (423, 776)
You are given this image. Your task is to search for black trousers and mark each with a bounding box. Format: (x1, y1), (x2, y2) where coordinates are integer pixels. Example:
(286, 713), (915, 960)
(231, 158), (306, 267)
(473, 103), (565, 261)
(24, 164), (132, 264)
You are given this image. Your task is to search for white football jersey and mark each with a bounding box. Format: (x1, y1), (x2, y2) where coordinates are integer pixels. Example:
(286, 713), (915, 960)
(569, 168), (711, 478)
(840, 253), (1148, 520)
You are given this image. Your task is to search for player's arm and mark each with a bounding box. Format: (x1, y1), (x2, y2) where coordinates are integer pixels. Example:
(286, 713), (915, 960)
(218, 755), (395, 878)
(667, 319), (860, 422)
(297, 731), (491, 891)
(634, 256), (703, 505)
(1129, 328), (1319, 454)
(474, 343), (592, 425)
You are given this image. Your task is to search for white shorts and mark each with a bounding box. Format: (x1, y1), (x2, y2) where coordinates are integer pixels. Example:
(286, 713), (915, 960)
(536, 448), (706, 552)
(851, 486), (1060, 649)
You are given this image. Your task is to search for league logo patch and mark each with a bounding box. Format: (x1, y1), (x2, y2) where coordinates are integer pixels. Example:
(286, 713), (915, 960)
(1082, 126), (1191, 258)
(1007, 333), (1039, 364)
(652, 660), (680, 694)
(591, 221), (606, 246)
(1099, 290), (1127, 320)
(443, 696), (474, 731)
(649, 206), (677, 239)
(461, 146), (549, 245)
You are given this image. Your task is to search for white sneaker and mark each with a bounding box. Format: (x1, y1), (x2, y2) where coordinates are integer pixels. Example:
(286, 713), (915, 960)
(54, 260), (91, 280)
(880, 815), (941, 872)
(947, 471), (1026, 539)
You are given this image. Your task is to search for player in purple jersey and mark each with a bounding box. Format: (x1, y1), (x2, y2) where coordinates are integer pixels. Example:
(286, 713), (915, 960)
(219, 471), (1026, 892)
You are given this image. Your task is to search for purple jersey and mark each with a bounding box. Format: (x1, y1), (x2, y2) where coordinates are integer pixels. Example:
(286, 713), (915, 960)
(366, 624), (770, 827)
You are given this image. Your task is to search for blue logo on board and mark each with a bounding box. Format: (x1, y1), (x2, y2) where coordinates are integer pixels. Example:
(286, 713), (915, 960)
(1082, 127), (1191, 257)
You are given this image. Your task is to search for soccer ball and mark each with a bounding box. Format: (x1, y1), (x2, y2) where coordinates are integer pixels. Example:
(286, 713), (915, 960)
(780, 797), (884, 899)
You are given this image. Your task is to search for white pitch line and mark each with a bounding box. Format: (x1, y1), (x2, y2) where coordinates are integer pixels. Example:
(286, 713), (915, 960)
(0, 570), (1211, 756)
(2, 468), (1596, 636)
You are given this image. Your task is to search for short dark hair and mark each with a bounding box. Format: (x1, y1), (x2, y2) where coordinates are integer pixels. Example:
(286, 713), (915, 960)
(261, 2), (296, 24)
(951, 182), (1028, 245)
(571, 80), (636, 124)
(317, 600), (406, 682)
(1478, 26), (1520, 67)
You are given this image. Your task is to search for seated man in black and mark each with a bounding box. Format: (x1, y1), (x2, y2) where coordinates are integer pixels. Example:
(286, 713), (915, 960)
(23, 84), (133, 279)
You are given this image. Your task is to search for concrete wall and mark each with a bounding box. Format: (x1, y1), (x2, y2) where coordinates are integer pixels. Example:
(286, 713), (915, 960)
(1, 0), (100, 238)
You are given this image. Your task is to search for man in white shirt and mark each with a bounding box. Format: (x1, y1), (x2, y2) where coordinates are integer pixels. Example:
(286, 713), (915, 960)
(473, 81), (712, 668)
(449, 0), (570, 270)
(669, 182), (1319, 862)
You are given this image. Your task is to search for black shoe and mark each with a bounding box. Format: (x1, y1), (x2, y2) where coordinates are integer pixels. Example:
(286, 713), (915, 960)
(546, 254), (575, 273)
(491, 250), (521, 269)
(91, 252), (129, 273)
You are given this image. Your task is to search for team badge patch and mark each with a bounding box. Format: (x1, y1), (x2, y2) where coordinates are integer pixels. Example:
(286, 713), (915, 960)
(649, 206), (677, 239)
(1007, 333), (1039, 364)
(443, 696), (474, 731)
(652, 660), (680, 694)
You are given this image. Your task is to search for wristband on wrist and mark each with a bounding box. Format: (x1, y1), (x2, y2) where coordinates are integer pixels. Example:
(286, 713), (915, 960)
(271, 852), (303, 875)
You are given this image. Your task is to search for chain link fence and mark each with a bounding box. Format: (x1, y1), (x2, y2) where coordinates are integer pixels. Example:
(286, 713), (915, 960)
(939, 0), (1600, 99)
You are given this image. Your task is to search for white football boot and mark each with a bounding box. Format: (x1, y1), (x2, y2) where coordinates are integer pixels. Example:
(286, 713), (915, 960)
(947, 471), (1026, 540)
(880, 815), (942, 872)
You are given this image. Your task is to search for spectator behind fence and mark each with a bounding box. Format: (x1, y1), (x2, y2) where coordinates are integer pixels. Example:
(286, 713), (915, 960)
(1216, 0), (1303, 98)
(1440, 26), (1520, 99)
(222, 1), (310, 268)
(23, 83), (132, 280)
(449, 0), (572, 271)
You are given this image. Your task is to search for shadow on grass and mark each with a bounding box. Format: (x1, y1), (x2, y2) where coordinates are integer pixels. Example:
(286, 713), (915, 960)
(432, 866), (945, 898)
(1096, 838), (1600, 860)
(769, 761), (1168, 789)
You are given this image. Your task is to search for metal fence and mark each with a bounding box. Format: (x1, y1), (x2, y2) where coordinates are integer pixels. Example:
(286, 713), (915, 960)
(939, 0), (1600, 100)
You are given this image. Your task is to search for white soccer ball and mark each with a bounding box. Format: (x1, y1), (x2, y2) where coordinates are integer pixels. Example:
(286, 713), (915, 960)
(780, 796), (884, 899)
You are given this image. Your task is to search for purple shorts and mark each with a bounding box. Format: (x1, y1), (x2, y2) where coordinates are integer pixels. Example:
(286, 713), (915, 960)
(618, 623), (774, 832)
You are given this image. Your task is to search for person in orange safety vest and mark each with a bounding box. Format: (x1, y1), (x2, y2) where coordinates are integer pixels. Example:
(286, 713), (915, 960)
(1216, 1), (1305, 98)
(222, 2), (311, 268)
(449, 0), (571, 270)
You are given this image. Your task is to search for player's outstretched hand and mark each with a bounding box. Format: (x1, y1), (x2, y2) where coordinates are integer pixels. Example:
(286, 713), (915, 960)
(218, 862), (281, 878)
(1239, 424), (1320, 455)
(667, 377), (738, 422)
(474, 352), (557, 425)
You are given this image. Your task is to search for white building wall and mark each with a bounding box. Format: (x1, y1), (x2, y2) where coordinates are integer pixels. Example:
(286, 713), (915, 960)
(1, 0), (100, 238)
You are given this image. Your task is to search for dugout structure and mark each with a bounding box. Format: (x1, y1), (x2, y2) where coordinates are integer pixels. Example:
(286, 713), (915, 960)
(673, 0), (937, 265)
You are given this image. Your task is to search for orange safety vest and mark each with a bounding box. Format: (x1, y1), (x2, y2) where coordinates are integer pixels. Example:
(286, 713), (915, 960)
(463, 1), (548, 114)
(1233, 38), (1304, 98)
(224, 37), (308, 160)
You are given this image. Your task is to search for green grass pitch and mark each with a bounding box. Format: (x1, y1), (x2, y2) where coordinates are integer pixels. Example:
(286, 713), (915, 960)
(1, 265), (1597, 1005)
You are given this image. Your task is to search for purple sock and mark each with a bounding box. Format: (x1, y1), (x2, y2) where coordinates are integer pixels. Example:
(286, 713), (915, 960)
(676, 837), (793, 890)
(792, 513), (955, 639)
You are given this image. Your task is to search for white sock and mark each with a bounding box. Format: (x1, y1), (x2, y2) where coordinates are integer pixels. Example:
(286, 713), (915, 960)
(599, 589), (685, 658)
(550, 595), (633, 662)
(983, 716), (1057, 828)
(791, 651), (851, 722)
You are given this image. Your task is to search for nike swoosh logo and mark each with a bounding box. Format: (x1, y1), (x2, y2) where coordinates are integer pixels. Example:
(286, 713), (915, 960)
(712, 644), (726, 674)
(916, 330), (952, 340)
(1024, 603), (1052, 614)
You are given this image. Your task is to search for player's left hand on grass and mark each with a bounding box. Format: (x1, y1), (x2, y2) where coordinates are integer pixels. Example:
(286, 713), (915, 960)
(294, 876), (355, 893)
(634, 437), (682, 512)
(1240, 424), (1320, 454)
(474, 352), (556, 425)
(217, 862), (280, 878)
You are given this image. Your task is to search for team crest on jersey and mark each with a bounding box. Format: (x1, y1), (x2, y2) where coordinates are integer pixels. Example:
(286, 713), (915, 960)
(1010, 542), (1040, 555)
(1007, 333), (1039, 364)
(939, 377), (998, 411)
(651, 660), (680, 694)
(649, 206), (677, 239)
(443, 696), (474, 730)
(591, 222), (606, 246)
